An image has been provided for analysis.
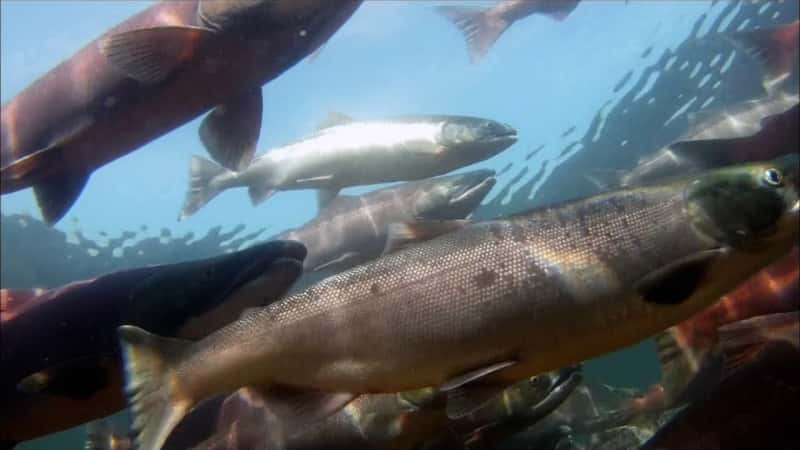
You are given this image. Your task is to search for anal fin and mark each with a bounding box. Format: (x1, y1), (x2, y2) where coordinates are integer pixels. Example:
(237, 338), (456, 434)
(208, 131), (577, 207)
(200, 87), (263, 171)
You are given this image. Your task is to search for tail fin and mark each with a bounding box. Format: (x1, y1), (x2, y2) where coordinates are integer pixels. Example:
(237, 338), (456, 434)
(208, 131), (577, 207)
(179, 156), (230, 220)
(118, 325), (193, 450)
(85, 420), (132, 450)
(436, 6), (509, 63)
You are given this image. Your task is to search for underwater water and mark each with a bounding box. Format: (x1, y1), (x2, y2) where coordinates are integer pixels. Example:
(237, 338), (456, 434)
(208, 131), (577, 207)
(1, 1), (798, 449)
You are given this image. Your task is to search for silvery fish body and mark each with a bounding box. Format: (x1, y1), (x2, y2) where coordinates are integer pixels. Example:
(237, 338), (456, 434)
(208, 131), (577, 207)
(120, 157), (799, 450)
(180, 115), (516, 218)
(276, 170), (496, 276)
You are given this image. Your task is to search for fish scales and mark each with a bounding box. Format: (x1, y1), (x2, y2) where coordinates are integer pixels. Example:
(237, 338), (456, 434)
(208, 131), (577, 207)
(178, 187), (711, 394)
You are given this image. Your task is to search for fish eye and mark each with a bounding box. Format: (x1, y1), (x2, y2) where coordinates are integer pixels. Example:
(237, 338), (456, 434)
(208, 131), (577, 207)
(762, 168), (783, 187)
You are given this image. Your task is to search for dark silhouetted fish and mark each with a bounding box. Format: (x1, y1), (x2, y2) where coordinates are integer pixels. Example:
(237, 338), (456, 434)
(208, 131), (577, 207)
(436, 0), (581, 63)
(638, 312), (800, 450)
(179, 114), (516, 219)
(0, 240), (306, 445)
(0, 0), (362, 225)
(586, 92), (799, 189)
(119, 156), (798, 450)
(276, 169), (496, 279)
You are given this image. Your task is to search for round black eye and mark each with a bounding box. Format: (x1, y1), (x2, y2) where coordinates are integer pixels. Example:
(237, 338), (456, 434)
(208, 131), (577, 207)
(763, 168), (783, 186)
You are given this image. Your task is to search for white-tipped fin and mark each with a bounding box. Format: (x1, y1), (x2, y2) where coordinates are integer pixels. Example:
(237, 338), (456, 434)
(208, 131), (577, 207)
(179, 156), (231, 220)
(118, 325), (193, 450)
(436, 6), (508, 64)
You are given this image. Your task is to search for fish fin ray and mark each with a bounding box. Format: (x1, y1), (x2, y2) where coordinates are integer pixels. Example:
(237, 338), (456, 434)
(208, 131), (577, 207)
(180, 155), (231, 219)
(317, 112), (355, 130)
(200, 87), (263, 171)
(118, 325), (192, 450)
(634, 248), (728, 305)
(33, 171), (90, 226)
(99, 26), (214, 84)
(382, 220), (469, 256)
(316, 188), (340, 210)
(436, 6), (508, 63)
(445, 383), (508, 420)
(441, 360), (517, 392)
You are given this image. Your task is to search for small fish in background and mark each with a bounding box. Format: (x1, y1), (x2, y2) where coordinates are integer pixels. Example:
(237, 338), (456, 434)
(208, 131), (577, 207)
(724, 20), (799, 94)
(276, 169), (496, 281)
(638, 311), (800, 450)
(0, 0), (362, 225)
(585, 92), (799, 190)
(0, 240), (306, 446)
(118, 156), (798, 450)
(179, 113), (517, 219)
(436, 0), (581, 63)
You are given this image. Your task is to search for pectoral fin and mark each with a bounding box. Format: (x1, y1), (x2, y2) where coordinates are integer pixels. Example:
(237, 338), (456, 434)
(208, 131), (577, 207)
(634, 249), (727, 305)
(719, 311), (800, 374)
(99, 26), (214, 84)
(17, 356), (114, 399)
(441, 360), (517, 419)
(382, 220), (469, 256)
(200, 87), (263, 171)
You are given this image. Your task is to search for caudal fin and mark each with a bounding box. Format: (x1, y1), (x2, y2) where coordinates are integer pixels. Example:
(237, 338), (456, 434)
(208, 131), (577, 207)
(118, 325), (193, 450)
(179, 156), (230, 220)
(436, 6), (509, 63)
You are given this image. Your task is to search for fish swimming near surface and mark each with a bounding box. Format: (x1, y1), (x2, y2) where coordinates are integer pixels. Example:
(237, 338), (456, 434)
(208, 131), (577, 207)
(119, 156), (799, 450)
(0, 0), (362, 225)
(0, 240), (306, 446)
(436, 0), (581, 63)
(638, 311), (800, 450)
(275, 169), (496, 280)
(724, 20), (799, 93)
(586, 92), (799, 190)
(85, 367), (579, 450)
(179, 113), (517, 219)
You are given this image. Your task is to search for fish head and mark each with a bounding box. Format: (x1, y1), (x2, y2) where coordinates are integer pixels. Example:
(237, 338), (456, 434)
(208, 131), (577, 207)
(437, 116), (518, 163)
(125, 240), (306, 339)
(686, 154), (799, 252)
(411, 169), (497, 220)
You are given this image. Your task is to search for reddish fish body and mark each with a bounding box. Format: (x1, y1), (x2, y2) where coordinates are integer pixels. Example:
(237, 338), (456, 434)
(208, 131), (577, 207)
(0, 0), (362, 224)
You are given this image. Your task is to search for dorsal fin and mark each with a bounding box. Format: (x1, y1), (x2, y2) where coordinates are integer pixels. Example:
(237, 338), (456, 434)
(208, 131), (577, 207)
(317, 112), (355, 130)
